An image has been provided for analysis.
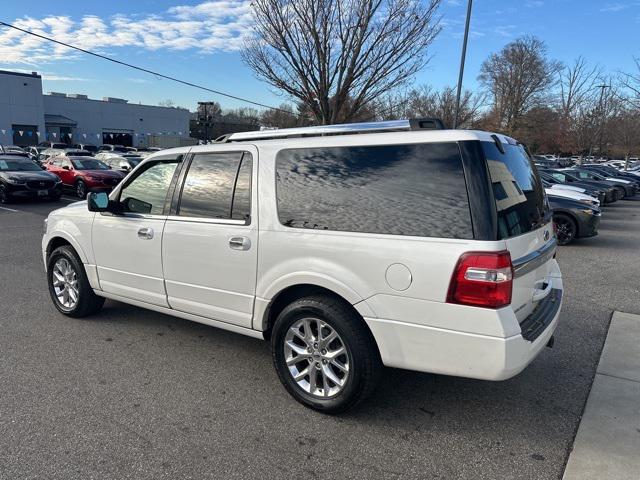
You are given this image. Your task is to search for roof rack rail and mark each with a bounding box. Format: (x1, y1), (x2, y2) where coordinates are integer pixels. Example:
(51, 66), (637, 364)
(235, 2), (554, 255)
(223, 117), (445, 142)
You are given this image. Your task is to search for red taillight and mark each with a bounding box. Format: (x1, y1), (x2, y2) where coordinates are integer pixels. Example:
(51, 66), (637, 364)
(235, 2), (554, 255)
(446, 251), (513, 309)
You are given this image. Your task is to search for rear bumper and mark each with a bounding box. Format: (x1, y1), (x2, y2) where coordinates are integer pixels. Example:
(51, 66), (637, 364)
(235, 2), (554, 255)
(364, 287), (563, 381)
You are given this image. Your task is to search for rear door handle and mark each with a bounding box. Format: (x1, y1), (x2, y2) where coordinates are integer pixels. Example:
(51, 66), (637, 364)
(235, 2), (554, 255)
(137, 227), (154, 240)
(229, 236), (251, 251)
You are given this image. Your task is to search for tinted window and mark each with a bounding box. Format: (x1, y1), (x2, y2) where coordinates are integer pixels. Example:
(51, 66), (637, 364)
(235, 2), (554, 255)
(482, 142), (547, 239)
(71, 159), (109, 170)
(178, 152), (252, 221)
(275, 143), (473, 238)
(231, 153), (252, 221)
(120, 160), (179, 215)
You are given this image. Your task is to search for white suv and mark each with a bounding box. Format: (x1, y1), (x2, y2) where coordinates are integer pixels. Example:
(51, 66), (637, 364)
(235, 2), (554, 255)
(42, 120), (563, 413)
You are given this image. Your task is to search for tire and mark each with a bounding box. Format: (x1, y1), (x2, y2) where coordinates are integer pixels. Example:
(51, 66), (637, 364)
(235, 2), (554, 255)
(75, 180), (87, 199)
(554, 213), (577, 246)
(47, 245), (104, 318)
(271, 295), (382, 414)
(0, 185), (12, 204)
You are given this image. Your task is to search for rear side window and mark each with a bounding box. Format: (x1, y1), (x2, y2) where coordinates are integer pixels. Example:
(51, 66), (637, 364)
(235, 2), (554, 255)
(482, 142), (546, 239)
(178, 152), (252, 221)
(275, 143), (473, 238)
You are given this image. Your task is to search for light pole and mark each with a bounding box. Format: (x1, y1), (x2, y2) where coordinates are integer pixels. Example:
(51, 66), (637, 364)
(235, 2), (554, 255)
(453, 0), (473, 129)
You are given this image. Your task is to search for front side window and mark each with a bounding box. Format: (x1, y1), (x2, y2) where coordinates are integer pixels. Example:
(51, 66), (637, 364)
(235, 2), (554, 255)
(275, 143), (473, 238)
(119, 160), (179, 215)
(178, 152), (252, 221)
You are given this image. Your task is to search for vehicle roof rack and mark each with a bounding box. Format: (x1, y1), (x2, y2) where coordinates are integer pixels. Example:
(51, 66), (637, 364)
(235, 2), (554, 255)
(223, 118), (445, 142)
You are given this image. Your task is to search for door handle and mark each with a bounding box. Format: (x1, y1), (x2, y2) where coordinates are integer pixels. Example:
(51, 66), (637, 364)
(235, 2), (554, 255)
(229, 236), (251, 251)
(137, 227), (154, 240)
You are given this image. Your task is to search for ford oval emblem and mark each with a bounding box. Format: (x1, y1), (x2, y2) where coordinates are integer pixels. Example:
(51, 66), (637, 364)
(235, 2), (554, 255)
(543, 230), (550, 241)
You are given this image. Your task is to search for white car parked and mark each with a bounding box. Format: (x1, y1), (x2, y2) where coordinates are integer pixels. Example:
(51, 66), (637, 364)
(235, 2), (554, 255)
(42, 120), (563, 413)
(545, 187), (599, 207)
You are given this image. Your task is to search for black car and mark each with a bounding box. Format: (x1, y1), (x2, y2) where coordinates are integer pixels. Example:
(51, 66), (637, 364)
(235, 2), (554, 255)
(548, 195), (601, 245)
(539, 170), (612, 203)
(581, 165), (640, 188)
(0, 155), (63, 203)
(565, 168), (636, 198)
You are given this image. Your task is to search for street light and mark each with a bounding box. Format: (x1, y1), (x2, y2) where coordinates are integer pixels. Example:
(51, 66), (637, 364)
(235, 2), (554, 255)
(453, 0), (473, 129)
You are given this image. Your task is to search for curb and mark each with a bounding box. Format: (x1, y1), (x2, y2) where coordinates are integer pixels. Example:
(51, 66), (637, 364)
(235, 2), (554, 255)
(563, 311), (640, 480)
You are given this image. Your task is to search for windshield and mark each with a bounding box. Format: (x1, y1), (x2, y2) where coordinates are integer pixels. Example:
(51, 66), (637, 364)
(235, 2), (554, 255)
(113, 146), (129, 153)
(71, 159), (110, 170)
(82, 145), (98, 152)
(128, 158), (141, 167)
(0, 159), (42, 171)
(482, 142), (547, 239)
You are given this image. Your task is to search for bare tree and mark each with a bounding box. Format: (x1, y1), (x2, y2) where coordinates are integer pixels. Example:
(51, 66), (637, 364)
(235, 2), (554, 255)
(558, 56), (601, 118)
(260, 103), (308, 128)
(619, 57), (640, 109)
(479, 36), (560, 134)
(242, 0), (442, 125)
(158, 99), (176, 107)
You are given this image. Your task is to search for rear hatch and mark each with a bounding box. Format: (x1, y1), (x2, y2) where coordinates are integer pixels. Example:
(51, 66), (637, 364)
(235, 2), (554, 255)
(482, 140), (559, 323)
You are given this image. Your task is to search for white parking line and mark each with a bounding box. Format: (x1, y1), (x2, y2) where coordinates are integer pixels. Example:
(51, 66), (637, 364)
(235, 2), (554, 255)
(60, 197), (78, 203)
(0, 206), (19, 212)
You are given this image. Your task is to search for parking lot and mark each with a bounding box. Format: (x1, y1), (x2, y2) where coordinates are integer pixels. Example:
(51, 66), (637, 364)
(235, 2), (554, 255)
(1, 195), (638, 480)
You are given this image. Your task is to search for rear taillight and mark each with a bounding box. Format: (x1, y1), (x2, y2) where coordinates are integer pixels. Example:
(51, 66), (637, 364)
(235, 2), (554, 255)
(446, 251), (513, 309)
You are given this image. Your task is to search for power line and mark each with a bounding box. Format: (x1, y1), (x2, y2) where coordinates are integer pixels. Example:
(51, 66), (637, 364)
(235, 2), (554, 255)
(0, 20), (303, 117)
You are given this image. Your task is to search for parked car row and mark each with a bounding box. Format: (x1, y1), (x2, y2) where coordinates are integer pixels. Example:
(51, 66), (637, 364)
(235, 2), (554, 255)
(538, 164), (639, 245)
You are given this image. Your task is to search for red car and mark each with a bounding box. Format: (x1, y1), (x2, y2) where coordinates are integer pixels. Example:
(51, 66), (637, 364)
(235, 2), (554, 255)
(46, 156), (126, 198)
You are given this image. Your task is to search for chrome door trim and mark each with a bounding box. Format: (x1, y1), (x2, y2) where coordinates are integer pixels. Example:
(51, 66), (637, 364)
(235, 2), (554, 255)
(512, 239), (557, 278)
(166, 215), (248, 226)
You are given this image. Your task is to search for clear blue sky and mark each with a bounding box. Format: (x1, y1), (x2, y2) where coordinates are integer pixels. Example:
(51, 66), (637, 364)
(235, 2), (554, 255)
(1, 0), (638, 113)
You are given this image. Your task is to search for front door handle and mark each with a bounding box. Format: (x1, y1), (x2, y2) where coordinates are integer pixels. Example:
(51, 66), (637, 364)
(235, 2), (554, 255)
(138, 227), (154, 240)
(229, 236), (251, 251)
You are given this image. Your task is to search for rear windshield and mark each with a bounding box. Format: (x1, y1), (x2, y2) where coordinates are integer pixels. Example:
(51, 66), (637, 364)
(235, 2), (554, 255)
(275, 143), (473, 239)
(482, 142), (547, 239)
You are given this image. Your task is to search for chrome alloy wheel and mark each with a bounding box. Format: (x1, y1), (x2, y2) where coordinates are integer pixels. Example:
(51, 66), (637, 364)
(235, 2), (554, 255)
(52, 258), (79, 309)
(284, 318), (350, 398)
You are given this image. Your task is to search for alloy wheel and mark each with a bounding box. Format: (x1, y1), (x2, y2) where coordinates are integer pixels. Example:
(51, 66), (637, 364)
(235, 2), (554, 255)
(52, 258), (79, 309)
(76, 182), (86, 199)
(283, 317), (350, 398)
(555, 218), (574, 245)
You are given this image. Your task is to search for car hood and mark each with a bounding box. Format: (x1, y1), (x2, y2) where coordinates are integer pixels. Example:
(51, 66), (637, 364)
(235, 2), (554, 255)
(0, 170), (59, 181)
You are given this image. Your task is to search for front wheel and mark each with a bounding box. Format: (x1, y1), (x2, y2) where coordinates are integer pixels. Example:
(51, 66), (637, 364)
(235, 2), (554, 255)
(47, 245), (104, 317)
(271, 295), (382, 414)
(0, 185), (12, 204)
(75, 180), (87, 199)
(554, 213), (577, 246)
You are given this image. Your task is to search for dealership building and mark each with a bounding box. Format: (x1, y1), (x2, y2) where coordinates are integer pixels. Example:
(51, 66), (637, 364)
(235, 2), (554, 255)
(0, 69), (191, 148)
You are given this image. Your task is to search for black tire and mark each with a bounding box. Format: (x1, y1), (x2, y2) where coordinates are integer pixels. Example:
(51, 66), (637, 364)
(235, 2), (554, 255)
(554, 213), (577, 246)
(615, 187), (625, 200)
(75, 180), (87, 199)
(271, 295), (382, 414)
(0, 185), (12, 204)
(47, 245), (104, 318)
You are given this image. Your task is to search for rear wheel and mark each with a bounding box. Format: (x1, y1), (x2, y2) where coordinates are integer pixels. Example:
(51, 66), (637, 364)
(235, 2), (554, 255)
(554, 213), (577, 245)
(271, 295), (382, 414)
(47, 245), (104, 317)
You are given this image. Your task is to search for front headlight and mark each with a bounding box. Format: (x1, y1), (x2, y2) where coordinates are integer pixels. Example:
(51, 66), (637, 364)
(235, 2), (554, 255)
(579, 208), (595, 215)
(6, 176), (26, 185)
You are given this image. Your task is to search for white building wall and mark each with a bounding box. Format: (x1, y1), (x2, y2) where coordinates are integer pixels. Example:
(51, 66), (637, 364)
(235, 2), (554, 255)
(0, 70), (45, 145)
(42, 95), (190, 147)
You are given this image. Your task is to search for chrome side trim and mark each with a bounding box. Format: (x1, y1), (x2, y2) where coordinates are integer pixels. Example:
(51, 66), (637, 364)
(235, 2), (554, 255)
(166, 215), (248, 226)
(512, 239), (557, 278)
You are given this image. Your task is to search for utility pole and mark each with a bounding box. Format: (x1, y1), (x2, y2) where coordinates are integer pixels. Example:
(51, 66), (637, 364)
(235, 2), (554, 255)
(453, 0), (473, 129)
(595, 84), (610, 158)
(198, 101), (216, 144)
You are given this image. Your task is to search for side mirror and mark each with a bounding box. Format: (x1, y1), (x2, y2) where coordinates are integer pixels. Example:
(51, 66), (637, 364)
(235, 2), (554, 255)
(87, 192), (111, 212)
(62, 165), (70, 170)
(120, 164), (131, 171)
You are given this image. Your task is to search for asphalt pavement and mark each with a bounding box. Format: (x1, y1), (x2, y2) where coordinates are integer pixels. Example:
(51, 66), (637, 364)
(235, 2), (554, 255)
(0, 195), (638, 479)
